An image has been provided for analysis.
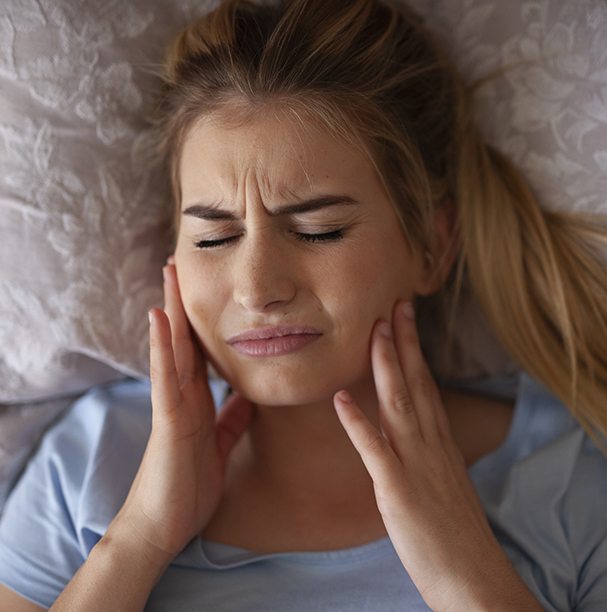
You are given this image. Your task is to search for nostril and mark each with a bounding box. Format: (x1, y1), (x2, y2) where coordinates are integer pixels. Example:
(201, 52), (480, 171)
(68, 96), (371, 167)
(233, 275), (297, 313)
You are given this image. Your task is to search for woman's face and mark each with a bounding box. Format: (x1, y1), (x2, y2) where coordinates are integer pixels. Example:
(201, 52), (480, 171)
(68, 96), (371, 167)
(174, 110), (431, 406)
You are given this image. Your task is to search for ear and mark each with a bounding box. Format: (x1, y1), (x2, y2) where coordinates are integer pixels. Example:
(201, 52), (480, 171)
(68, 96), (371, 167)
(414, 198), (460, 296)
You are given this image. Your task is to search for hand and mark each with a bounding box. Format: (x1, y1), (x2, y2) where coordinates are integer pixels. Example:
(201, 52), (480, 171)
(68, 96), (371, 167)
(333, 300), (541, 611)
(113, 263), (254, 564)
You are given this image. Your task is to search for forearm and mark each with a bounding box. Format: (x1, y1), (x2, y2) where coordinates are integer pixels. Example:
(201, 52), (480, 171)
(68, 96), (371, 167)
(442, 549), (544, 612)
(448, 582), (543, 612)
(49, 519), (173, 612)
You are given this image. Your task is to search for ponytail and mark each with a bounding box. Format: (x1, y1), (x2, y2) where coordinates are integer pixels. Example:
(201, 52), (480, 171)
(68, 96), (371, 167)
(456, 120), (607, 449)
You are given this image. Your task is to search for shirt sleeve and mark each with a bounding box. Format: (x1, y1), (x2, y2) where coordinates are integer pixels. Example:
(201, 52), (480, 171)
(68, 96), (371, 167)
(0, 375), (230, 608)
(0, 401), (91, 608)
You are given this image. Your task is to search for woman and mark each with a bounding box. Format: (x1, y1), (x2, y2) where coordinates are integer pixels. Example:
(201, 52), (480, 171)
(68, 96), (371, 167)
(1, 0), (606, 609)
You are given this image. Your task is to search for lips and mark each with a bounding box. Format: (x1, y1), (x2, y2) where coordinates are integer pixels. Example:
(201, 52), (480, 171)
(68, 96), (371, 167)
(226, 326), (322, 357)
(227, 325), (322, 343)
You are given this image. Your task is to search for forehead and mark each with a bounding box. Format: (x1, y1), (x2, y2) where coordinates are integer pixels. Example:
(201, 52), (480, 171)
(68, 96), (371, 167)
(178, 109), (383, 204)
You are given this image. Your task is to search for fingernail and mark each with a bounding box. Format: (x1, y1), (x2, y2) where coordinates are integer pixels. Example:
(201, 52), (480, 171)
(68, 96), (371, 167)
(336, 389), (353, 403)
(162, 265), (169, 283)
(148, 310), (154, 326)
(378, 320), (392, 339)
(402, 301), (415, 320)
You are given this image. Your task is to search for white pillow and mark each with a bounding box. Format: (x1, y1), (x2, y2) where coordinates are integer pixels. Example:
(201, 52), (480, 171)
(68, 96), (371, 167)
(0, 0), (218, 403)
(410, 0), (607, 216)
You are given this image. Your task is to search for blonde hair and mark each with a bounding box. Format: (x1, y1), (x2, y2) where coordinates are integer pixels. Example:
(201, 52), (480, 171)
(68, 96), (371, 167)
(156, 0), (607, 450)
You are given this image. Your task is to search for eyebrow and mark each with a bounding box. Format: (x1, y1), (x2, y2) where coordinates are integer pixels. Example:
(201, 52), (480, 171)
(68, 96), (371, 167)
(181, 195), (359, 220)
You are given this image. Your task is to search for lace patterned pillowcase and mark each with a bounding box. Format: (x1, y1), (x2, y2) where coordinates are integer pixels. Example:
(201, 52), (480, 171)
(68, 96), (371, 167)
(0, 1), (212, 404)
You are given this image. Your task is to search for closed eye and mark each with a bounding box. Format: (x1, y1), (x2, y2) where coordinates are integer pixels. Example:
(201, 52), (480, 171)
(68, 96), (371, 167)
(194, 229), (345, 249)
(293, 229), (344, 243)
(194, 235), (240, 249)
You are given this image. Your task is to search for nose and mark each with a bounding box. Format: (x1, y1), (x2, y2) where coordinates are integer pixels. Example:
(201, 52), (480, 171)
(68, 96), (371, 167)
(232, 230), (297, 313)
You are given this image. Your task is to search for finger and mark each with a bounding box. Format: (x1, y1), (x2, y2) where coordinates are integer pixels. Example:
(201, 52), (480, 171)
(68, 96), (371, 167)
(393, 300), (451, 442)
(371, 318), (422, 450)
(163, 264), (204, 387)
(334, 389), (401, 484)
(148, 308), (182, 428)
(216, 393), (255, 463)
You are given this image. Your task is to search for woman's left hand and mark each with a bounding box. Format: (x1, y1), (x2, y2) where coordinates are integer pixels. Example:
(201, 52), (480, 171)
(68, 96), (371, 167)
(333, 300), (542, 612)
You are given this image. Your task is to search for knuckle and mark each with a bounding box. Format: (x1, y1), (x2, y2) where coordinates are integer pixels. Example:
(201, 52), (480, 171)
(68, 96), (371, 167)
(149, 363), (176, 386)
(365, 432), (388, 455)
(177, 371), (197, 390)
(411, 375), (433, 397)
(391, 389), (415, 415)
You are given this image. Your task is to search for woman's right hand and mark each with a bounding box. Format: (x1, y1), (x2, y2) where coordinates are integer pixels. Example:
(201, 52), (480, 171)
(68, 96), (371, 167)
(111, 262), (254, 564)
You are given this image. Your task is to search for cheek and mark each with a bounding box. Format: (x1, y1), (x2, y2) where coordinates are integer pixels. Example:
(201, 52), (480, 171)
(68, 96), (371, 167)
(176, 258), (227, 343)
(325, 234), (412, 327)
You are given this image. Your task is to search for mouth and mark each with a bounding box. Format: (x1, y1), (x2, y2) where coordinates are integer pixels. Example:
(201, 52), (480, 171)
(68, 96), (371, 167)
(226, 326), (322, 357)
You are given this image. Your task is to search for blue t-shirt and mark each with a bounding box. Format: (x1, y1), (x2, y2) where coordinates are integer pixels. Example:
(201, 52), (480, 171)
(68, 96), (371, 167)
(0, 372), (606, 611)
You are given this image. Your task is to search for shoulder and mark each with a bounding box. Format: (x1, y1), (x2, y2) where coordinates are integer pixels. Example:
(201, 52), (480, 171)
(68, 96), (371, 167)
(512, 418), (607, 609)
(65, 377), (154, 460)
(561, 430), (607, 607)
(473, 372), (607, 609)
(0, 378), (153, 608)
(486, 371), (607, 521)
(36, 378), (154, 506)
(3, 378), (154, 537)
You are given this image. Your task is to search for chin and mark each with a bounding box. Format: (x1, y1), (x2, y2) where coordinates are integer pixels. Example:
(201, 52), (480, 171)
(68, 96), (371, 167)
(242, 382), (334, 407)
(219, 358), (370, 407)
(223, 370), (323, 406)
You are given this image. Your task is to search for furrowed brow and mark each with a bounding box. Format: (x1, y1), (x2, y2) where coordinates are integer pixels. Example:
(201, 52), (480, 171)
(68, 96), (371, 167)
(182, 195), (359, 220)
(269, 195), (359, 216)
(181, 204), (236, 221)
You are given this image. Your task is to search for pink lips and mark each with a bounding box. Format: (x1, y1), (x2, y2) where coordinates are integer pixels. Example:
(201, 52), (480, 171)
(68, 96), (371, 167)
(226, 326), (322, 357)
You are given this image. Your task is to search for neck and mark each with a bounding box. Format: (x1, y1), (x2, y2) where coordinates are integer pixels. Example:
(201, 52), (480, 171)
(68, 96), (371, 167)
(233, 378), (381, 506)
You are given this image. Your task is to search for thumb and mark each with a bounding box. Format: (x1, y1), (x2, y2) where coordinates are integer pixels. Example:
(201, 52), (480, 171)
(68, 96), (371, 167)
(216, 392), (255, 463)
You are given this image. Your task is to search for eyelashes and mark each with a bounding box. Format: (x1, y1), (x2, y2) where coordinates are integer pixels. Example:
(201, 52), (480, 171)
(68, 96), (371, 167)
(194, 235), (240, 249)
(294, 229), (344, 243)
(194, 229), (345, 250)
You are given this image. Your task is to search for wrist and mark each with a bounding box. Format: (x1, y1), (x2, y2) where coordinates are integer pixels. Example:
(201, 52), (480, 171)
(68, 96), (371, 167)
(50, 516), (176, 611)
(104, 514), (176, 579)
(443, 556), (543, 612)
